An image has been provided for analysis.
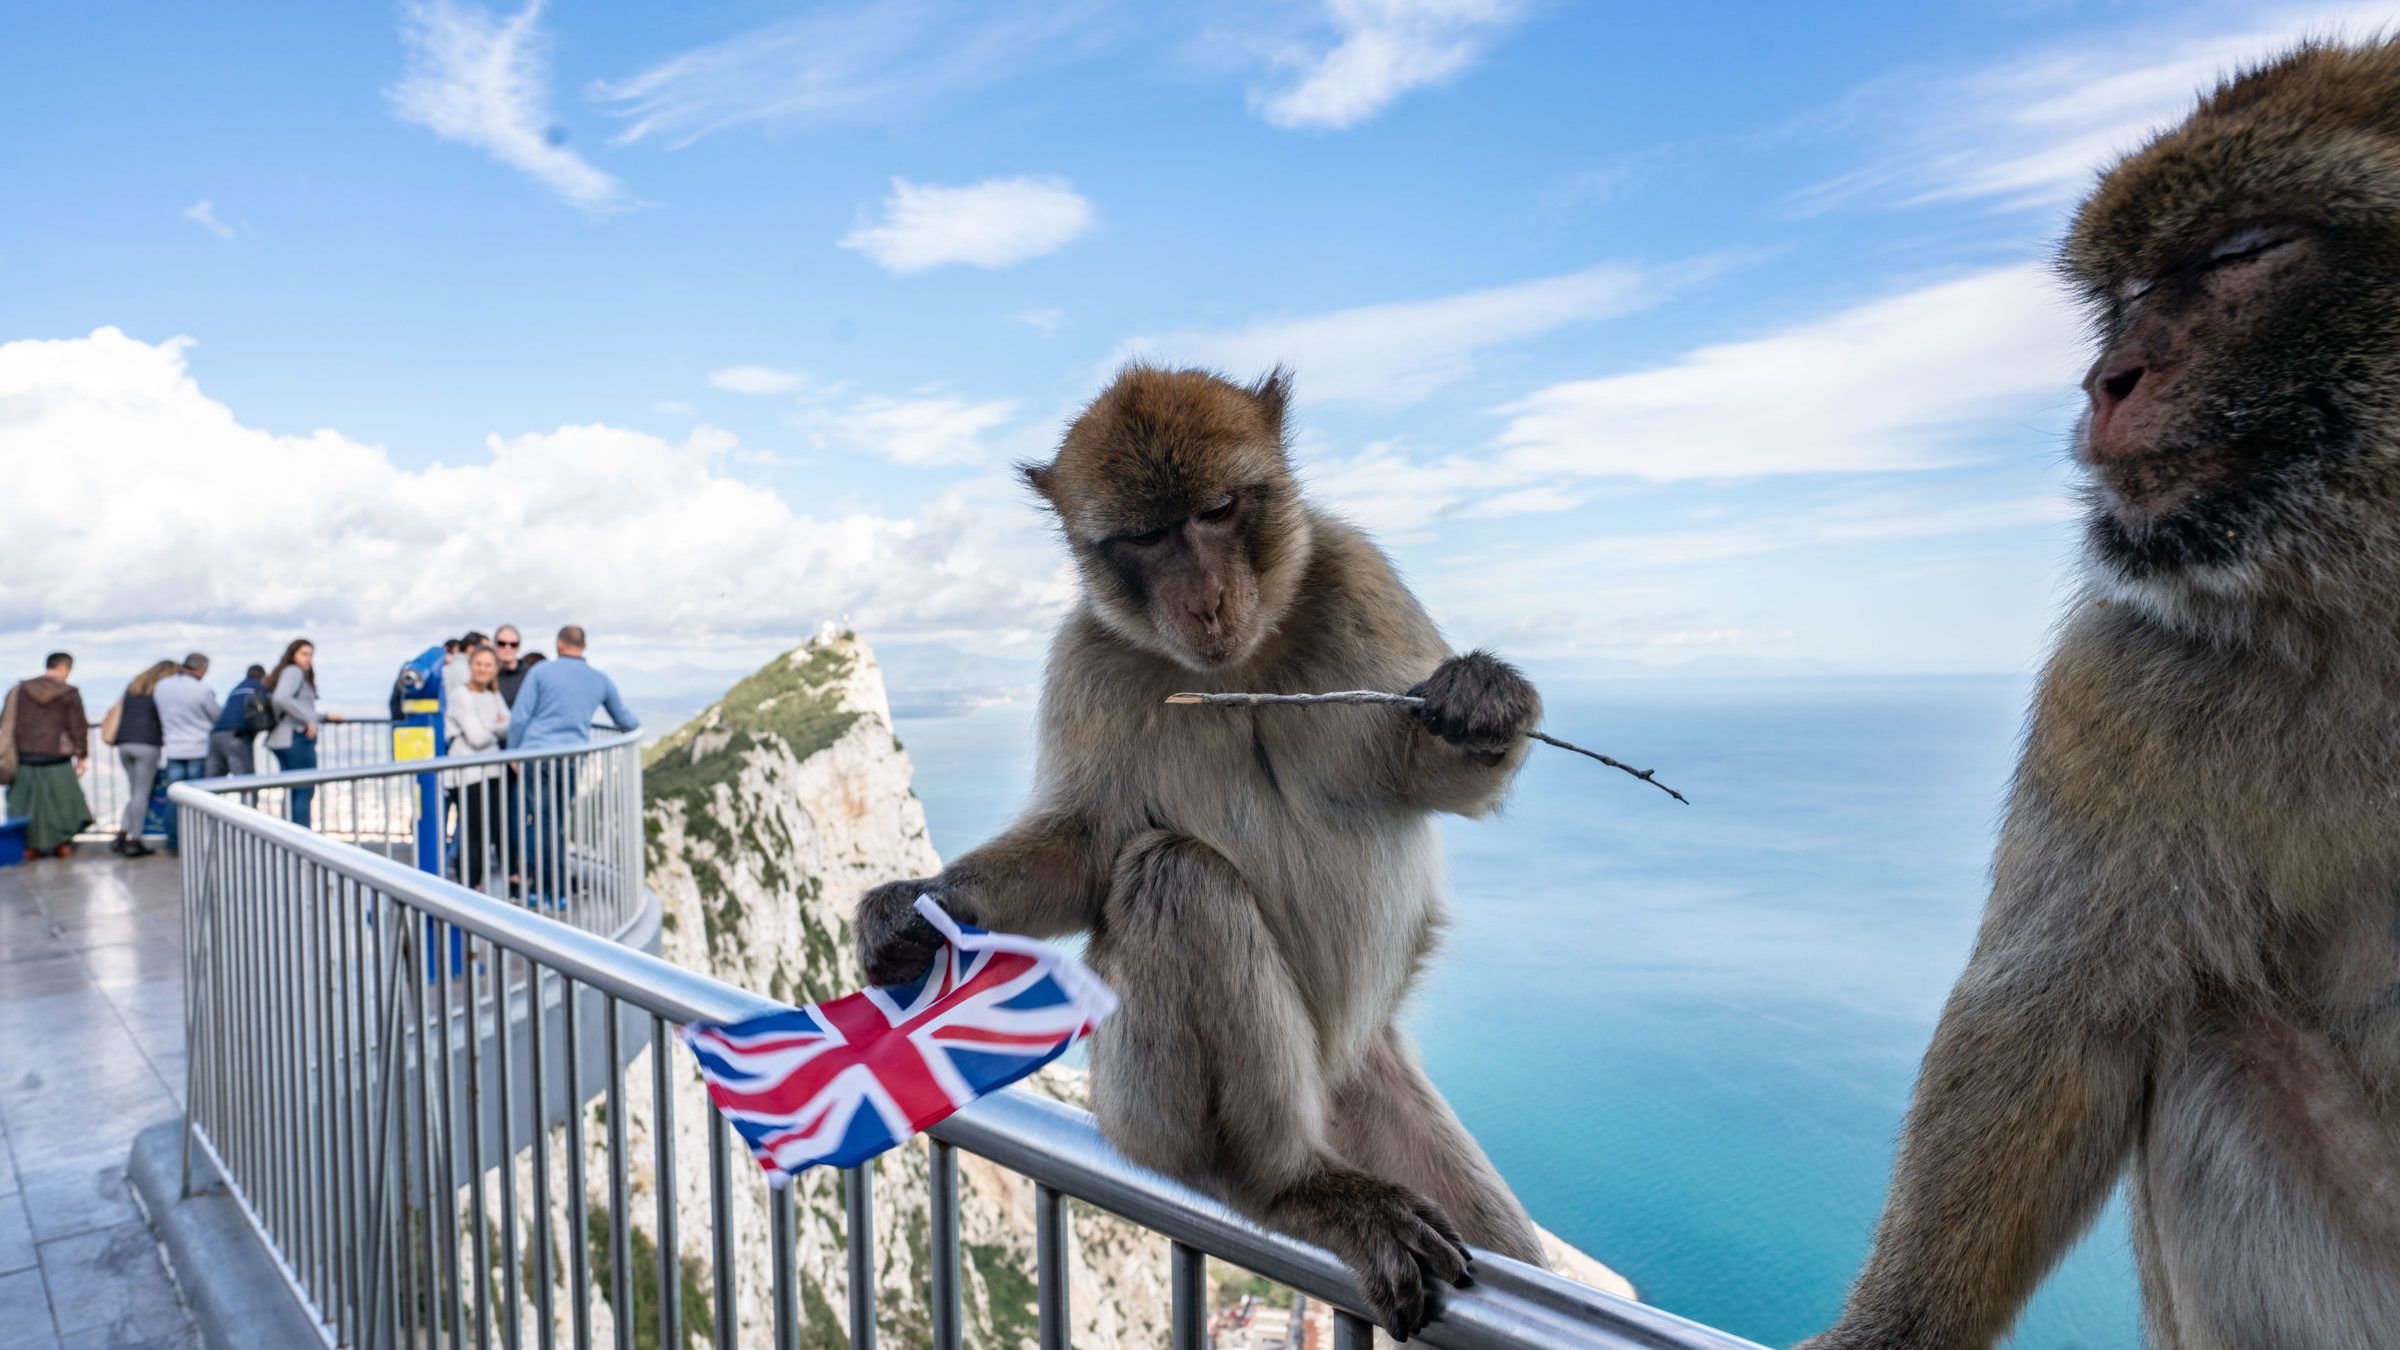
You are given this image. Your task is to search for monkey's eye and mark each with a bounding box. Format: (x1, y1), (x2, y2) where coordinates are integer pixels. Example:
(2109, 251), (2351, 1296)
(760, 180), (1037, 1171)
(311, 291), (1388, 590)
(1195, 492), (1237, 523)
(1118, 525), (1171, 548)
(2206, 225), (2289, 267)
(2114, 276), (2155, 303)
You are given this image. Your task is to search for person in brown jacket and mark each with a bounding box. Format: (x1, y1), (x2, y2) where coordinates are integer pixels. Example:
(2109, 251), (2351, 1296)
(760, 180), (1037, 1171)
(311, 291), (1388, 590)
(2, 652), (95, 857)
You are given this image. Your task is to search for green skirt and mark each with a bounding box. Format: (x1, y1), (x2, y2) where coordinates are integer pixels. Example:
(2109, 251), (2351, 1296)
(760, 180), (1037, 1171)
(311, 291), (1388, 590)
(8, 760), (94, 851)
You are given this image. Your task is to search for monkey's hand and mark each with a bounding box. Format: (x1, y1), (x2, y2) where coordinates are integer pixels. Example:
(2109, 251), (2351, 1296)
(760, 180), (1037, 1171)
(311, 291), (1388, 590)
(1298, 1169), (1474, 1341)
(853, 878), (970, 987)
(1410, 649), (1540, 761)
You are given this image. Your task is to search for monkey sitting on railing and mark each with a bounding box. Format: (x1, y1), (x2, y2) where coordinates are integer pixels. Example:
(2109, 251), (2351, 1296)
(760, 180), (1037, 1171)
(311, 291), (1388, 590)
(855, 363), (1546, 1339)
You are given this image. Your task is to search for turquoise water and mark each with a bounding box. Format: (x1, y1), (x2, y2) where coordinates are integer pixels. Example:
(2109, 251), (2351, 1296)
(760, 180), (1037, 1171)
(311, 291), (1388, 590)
(893, 677), (2143, 1350)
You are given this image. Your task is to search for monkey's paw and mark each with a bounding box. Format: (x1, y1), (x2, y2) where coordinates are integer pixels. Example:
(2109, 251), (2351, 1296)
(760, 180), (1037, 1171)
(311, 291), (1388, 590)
(1315, 1172), (1475, 1341)
(1410, 649), (1540, 755)
(852, 878), (953, 987)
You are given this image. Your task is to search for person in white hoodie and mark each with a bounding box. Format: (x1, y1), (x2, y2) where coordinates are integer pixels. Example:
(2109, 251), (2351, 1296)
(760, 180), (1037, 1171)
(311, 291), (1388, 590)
(445, 644), (510, 892)
(152, 652), (220, 854)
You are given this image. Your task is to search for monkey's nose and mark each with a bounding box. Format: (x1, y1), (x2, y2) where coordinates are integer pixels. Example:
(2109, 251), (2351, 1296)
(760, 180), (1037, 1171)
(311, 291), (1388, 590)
(2086, 359), (2145, 421)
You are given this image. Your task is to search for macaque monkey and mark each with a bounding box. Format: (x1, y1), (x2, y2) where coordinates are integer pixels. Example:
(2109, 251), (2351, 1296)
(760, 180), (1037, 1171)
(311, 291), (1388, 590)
(856, 365), (1547, 1337)
(1808, 37), (2400, 1350)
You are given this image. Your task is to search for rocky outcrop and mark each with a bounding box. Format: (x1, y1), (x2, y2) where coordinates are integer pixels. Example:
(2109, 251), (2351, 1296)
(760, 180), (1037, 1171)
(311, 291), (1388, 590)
(559, 627), (1169, 1348)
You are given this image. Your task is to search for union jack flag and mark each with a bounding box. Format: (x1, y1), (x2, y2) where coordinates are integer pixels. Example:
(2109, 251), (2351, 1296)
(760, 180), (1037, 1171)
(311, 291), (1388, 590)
(682, 897), (1119, 1179)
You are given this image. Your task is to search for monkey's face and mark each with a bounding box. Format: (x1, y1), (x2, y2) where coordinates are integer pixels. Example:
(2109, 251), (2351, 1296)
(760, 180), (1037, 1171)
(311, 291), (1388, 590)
(1027, 366), (1314, 671)
(2060, 43), (2400, 593)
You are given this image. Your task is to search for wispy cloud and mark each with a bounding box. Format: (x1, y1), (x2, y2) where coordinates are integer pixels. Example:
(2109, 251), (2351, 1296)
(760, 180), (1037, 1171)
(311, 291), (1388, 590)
(709, 365), (809, 396)
(1116, 260), (1677, 405)
(1015, 307), (1070, 337)
(1492, 264), (2083, 482)
(1253, 0), (1526, 130)
(1791, 3), (2394, 215)
(839, 177), (1095, 275)
(181, 200), (235, 240)
(795, 392), (1022, 468)
(589, 0), (1113, 148)
(388, 0), (624, 210)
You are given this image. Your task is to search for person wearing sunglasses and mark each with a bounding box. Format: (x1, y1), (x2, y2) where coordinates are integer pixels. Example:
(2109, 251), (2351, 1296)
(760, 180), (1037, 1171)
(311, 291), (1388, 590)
(491, 624), (531, 707)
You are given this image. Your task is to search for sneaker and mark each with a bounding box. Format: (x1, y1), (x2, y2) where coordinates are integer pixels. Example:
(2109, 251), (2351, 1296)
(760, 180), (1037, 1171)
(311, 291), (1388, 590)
(122, 840), (154, 858)
(53, 844), (76, 859)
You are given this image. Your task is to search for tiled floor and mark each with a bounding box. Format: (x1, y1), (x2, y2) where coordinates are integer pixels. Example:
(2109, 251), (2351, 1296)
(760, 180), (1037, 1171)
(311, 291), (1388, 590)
(0, 851), (199, 1349)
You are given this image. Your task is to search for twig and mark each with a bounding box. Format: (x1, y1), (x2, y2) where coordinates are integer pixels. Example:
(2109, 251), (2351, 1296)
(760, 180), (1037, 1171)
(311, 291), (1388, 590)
(1164, 689), (1690, 804)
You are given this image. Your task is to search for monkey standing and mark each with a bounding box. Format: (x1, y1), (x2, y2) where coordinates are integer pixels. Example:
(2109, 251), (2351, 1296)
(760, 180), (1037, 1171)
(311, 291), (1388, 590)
(1807, 39), (2400, 1350)
(855, 365), (1548, 1337)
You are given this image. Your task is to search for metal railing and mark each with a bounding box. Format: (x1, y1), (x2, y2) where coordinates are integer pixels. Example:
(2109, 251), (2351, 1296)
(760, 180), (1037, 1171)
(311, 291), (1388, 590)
(84, 715), (393, 840)
(172, 747), (1762, 1349)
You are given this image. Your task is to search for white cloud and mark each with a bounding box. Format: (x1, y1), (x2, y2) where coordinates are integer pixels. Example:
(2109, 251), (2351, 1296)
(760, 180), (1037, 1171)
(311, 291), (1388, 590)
(589, 0), (1112, 148)
(796, 392), (1021, 468)
(182, 201), (235, 240)
(708, 365), (808, 395)
(387, 0), (625, 210)
(651, 400), (697, 417)
(1792, 3), (2395, 214)
(1015, 307), (1069, 337)
(1492, 264), (2085, 481)
(1117, 261), (1672, 406)
(839, 177), (1095, 275)
(0, 329), (1065, 676)
(1254, 0), (1524, 130)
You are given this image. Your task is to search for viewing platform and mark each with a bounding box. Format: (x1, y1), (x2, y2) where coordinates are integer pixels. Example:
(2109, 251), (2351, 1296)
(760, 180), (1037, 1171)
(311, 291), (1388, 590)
(0, 851), (197, 1349)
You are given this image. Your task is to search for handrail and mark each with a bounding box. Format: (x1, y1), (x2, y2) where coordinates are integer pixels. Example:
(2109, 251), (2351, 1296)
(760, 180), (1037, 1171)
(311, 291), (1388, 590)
(170, 740), (1763, 1349)
(191, 726), (644, 794)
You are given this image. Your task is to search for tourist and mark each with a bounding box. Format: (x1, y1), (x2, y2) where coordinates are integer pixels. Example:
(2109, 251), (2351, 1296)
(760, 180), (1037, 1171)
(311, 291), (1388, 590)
(206, 663), (269, 777)
(506, 625), (637, 902)
(109, 660), (179, 857)
(492, 625), (530, 706)
(153, 652), (219, 853)
(2, 653), (93, 858)
(445, 645), (509, 891)
(266, 638), (337, 829)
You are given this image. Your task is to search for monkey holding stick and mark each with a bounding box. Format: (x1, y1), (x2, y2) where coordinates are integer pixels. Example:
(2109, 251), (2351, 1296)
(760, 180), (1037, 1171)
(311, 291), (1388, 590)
(854, 364), (1563, 1338)
(1808, 38), (2400, 1350)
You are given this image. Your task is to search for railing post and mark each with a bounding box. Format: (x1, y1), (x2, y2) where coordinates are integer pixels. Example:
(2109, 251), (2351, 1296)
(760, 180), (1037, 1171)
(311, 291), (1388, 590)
(845, 1164), (876, 1349)
(928, 1141), (962, 1350)
(1170, 1242), (1206, 1350)
(1035, 1183), (1069, 1350)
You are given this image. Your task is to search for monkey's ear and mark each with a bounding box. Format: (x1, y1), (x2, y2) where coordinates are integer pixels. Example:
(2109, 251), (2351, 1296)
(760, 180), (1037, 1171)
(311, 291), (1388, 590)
(1248, 365), (1293, 440)
(1019, 460), (1059, 505)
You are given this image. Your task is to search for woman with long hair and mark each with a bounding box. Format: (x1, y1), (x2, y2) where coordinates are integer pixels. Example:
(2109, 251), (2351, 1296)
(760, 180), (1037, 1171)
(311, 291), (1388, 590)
(265, 638), (326, 828)
(110, 659), (181, 856)
(445, 645), (510, 891)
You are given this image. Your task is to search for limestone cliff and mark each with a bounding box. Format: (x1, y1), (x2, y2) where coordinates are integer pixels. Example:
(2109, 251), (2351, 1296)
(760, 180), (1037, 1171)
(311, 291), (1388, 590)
(576, 628), (1168, 1348)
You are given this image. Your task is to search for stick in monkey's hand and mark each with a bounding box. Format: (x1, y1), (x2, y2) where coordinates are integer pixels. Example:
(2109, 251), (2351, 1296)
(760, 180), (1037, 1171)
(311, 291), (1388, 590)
(1164, 689), (1690, 804)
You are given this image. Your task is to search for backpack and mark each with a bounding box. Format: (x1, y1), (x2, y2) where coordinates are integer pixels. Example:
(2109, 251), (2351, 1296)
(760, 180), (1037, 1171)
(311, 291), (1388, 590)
(241, 685), (276, 736)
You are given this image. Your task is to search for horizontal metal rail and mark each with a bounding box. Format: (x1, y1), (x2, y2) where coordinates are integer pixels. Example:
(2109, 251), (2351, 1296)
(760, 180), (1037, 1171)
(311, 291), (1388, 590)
(83, 715), (392, 839)
(173, 748), (1761, 1349)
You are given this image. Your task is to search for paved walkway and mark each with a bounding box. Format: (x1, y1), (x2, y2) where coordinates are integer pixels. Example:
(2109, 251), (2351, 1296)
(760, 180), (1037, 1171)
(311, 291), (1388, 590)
(0, 851), (199, 1349)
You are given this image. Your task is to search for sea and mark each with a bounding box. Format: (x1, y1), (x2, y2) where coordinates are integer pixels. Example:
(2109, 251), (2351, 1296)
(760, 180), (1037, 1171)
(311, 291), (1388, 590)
(892, 675), (2144, 1350)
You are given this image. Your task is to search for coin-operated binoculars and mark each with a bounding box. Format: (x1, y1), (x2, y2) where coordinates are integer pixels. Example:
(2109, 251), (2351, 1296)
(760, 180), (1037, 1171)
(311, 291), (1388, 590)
(391, 645), (448, 876)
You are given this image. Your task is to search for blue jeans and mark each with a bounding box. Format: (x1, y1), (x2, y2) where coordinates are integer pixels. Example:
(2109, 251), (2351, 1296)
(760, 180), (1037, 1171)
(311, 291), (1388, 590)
(161, 758), (207, 850)
(273, 734), (318, 828)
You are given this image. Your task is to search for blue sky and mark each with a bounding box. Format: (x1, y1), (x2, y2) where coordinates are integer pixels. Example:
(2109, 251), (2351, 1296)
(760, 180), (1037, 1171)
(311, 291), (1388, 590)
(3, 0), (2389, 712)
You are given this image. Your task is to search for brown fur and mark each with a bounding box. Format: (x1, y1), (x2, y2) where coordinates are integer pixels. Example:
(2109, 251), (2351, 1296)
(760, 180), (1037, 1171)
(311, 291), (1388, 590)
(1806, 37), (2400, 1350)
(856, 364), (1547, 1338)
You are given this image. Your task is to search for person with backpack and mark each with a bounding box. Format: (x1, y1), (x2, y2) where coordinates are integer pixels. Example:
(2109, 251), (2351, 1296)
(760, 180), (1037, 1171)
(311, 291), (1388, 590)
(265, 638), (333, 828)
(206, 663), (271, 777)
